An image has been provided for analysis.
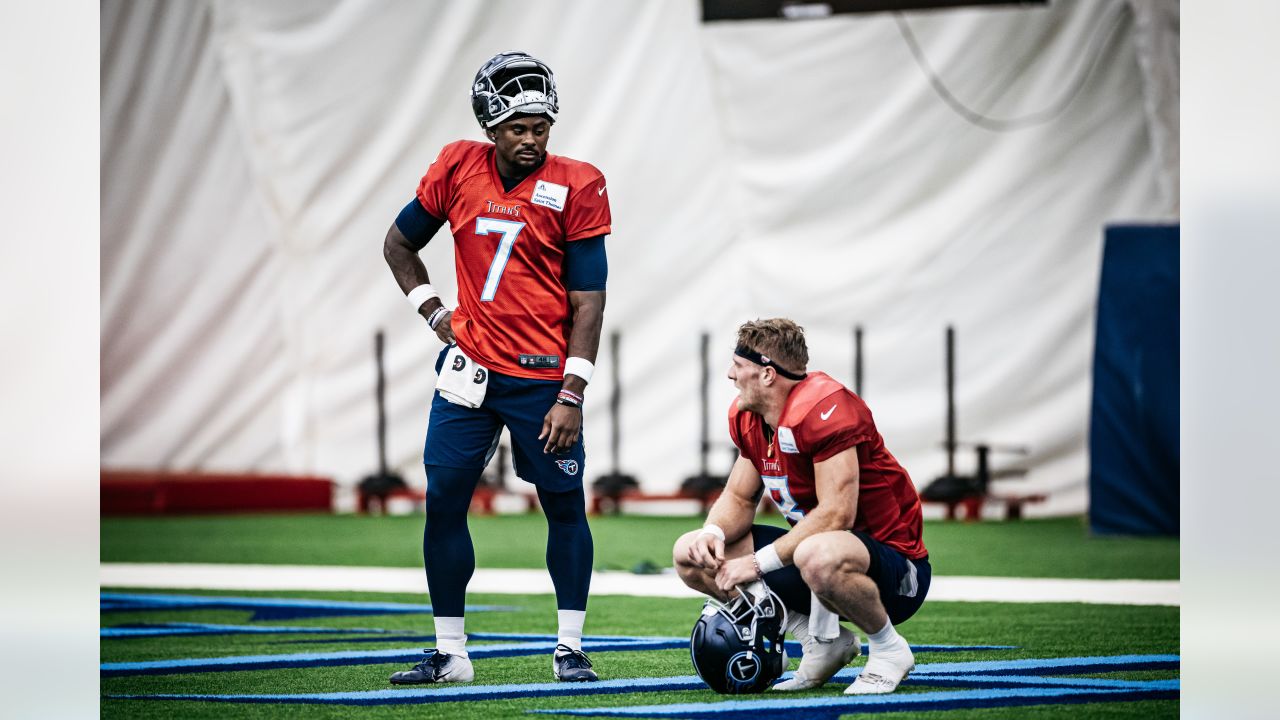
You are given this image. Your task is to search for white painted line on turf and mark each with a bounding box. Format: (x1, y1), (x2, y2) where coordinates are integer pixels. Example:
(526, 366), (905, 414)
(100, 563), (1179, 606)
(927, 575), (1180, 606)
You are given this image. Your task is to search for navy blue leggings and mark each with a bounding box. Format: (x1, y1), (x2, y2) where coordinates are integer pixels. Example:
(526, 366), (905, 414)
(422, 464), (593, 615)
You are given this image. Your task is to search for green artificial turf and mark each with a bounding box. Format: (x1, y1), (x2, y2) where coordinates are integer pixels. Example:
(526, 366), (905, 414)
(100, 588), (1178, 719)
(100, 512), (1180, 717)
(102, 513), (1178, 580)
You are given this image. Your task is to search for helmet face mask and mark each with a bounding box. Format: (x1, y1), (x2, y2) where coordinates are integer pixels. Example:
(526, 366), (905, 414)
(471, 51), (559, 129)
(690, 586), (788, 694)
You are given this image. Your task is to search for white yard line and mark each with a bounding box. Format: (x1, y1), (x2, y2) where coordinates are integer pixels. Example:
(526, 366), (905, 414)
(100, 563), (1179, 606)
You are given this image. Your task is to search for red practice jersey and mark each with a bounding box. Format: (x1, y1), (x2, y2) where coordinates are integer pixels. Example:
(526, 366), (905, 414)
(416, 140), (611, 380)
(728, 372), (927, 559)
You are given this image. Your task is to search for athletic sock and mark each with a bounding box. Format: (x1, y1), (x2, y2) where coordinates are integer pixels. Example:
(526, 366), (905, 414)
(434, 616), (468, 657)
(867, 618), (909, 655)
(557, 609), (586, 652)
(784, 611), (811, 642)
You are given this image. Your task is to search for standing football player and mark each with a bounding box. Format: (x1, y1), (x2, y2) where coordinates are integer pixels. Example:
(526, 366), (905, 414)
(674, 318), (930, 694)
(382, 51), (609, 684)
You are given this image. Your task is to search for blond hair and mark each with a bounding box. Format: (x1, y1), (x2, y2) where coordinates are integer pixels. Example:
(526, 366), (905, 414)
(736, 318), (808, 375)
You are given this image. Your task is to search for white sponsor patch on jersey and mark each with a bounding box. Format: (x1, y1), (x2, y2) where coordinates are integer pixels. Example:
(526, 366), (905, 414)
(777, 427), (799, 454)
(531, 180), (568, 211)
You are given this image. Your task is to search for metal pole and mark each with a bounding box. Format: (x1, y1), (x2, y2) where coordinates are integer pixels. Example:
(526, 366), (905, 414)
(945, 325), (956, 478)
(609, 330), (622, 474)
(375, 330), (388, 476)
(854, 325), (864, 396)
(699, 331), (710, 476)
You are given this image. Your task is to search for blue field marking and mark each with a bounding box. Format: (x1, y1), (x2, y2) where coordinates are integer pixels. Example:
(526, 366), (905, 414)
(912, 674), (1177, 690)
(102, 622), (394, 638)
(276, 635), (437, 645)
(100, 631), (1017, 677)
(542, 683), (1180, 718)
(848, 643), (1018, 654)
(908, 653), (1181, 676)
(100, 592), (515, 620)
(108, 675), (713, 706)
(275, 632), (637, 645)
(100, 637), (689, 677)
(280, 636), (1015, 652)
(104, 653), (1178, 708)
(104, 628), (600, 642)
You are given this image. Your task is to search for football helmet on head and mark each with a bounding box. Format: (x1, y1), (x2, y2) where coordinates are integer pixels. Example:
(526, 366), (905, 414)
(689, 584), (788, 694)
(471, 51), (559, 129)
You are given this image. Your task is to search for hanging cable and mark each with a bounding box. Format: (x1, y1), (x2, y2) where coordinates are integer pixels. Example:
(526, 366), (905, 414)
(893, 5), (1129, 132)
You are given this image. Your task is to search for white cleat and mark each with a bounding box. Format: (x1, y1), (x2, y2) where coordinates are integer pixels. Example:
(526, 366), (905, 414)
(844, 645), (915, 695)
(773, 613), (861, 691)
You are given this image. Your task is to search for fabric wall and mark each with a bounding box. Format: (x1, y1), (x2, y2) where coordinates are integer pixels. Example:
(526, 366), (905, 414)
(101, 0), (1173, 515)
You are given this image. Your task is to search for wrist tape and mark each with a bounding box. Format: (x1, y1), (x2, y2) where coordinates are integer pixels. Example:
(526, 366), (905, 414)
(755, 544), (784, 575)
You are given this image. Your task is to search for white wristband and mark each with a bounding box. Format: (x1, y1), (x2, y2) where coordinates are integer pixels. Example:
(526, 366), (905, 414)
(755, 544), (784, 574)
(699, 524), (726, 541)
(406, 284), (438, 311)
(564, 356), (595, 384)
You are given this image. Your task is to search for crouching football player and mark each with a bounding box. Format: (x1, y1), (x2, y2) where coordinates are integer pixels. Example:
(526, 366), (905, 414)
(673, 318), (930, 694)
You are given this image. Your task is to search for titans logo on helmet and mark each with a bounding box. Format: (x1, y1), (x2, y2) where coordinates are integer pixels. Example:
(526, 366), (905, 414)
(725, 650), (763, 690)
(689, 585), (787, 694)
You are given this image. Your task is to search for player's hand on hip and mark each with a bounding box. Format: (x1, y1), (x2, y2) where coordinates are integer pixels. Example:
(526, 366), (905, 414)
(539, 402), (581, 454)
(715, 555), (759, 593)
(688, 532), (725, 571)
(433, 311), (454, 344)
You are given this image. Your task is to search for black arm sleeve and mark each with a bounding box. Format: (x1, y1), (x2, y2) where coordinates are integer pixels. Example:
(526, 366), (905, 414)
(395, 198), (446, 251)
(563, 235), (608, 291)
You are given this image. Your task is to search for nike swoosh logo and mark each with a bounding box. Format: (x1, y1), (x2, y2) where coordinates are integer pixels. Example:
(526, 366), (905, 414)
(597, 185), (606, 196)
(820, 404), (837, 420)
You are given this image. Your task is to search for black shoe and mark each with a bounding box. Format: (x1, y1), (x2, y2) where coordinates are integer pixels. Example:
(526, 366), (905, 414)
(553, 643), (599, 682)
(389, 649), (474, 684)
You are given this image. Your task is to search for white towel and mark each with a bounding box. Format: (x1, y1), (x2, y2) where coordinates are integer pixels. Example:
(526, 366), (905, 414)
(741, 580), (768, 602)
(435, 345), (489, 408)
(809, 591), (840, 641)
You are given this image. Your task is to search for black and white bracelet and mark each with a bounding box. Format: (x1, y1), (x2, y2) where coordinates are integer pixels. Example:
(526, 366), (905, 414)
(426, 306), (449, 330)
(555, 389), (584, 409)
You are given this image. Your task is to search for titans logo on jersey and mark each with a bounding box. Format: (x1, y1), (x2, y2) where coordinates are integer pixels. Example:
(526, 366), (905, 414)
(415, 140), (611, 380)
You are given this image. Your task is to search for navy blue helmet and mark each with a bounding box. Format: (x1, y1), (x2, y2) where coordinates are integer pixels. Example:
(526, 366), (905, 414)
(690, 586), (787, 694)
(471, 51), (558, 129)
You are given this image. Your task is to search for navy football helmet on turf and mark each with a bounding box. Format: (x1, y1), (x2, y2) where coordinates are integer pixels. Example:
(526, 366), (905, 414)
(690, 585), (788, 694)
(471, 51), (559, 129)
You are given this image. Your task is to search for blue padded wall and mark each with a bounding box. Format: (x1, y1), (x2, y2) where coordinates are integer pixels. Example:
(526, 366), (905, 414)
(1088, 224), (1179, 536)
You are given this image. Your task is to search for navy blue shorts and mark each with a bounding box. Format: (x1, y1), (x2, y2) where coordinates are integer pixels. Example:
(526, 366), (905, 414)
(423, 346), (585, 493)
(751, 524), (931, 626)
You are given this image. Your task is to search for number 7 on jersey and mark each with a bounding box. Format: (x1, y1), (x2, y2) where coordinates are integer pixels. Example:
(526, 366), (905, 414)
(475, 217), (526, 301)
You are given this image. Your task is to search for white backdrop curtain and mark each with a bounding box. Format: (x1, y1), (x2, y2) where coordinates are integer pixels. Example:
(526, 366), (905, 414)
(101, 0), (1174, 516)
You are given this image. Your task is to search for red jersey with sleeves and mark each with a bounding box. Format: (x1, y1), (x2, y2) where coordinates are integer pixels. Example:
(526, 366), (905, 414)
(416, 140), (611, 380)
(728, 372), (927, 559)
